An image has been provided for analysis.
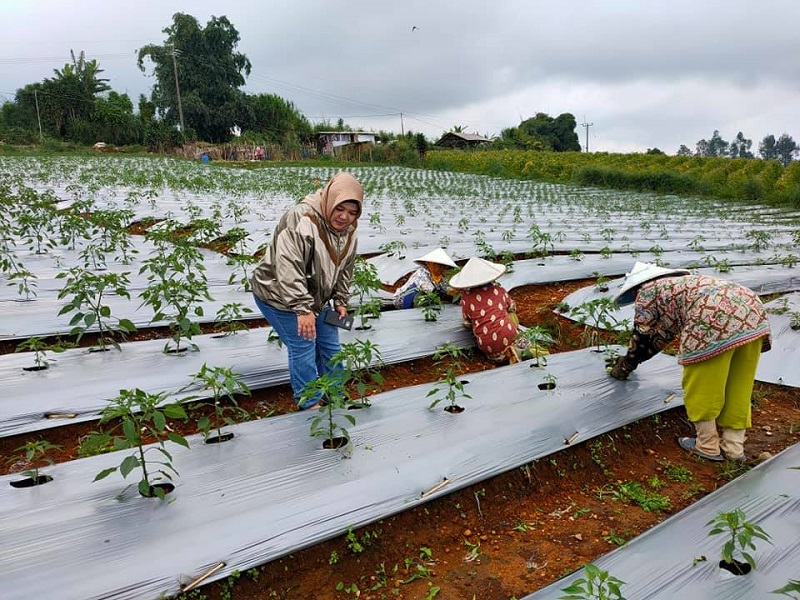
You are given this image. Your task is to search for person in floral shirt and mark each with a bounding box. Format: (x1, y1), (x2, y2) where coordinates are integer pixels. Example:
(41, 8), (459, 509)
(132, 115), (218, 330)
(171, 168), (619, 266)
(448, 257), (529, 363)
(392, 248), (456, 309)
(608, 262), (771, 462)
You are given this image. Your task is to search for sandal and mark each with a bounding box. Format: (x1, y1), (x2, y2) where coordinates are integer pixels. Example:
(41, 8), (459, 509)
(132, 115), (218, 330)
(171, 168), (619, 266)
(678, 437), (723, 462)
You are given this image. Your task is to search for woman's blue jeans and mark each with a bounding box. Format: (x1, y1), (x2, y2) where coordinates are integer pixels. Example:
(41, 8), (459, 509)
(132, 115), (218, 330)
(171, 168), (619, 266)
(253, 295), (342, 408)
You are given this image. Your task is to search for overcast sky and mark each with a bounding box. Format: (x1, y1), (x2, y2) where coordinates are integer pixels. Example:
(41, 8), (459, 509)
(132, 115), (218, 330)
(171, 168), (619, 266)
(1, 0), (798, 153)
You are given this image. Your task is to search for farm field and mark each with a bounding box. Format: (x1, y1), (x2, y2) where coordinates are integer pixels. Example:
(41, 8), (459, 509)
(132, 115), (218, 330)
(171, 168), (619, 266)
(1, 156), (799, 600)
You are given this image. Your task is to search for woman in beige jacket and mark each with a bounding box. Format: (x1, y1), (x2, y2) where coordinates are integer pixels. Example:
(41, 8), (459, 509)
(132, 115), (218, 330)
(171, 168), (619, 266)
(252, 172), (363, 409)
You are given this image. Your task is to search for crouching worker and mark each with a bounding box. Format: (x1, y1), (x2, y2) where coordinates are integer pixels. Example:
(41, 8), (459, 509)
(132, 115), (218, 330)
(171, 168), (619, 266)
(607, 262), (771, 462)
(392, 248), (456, 309)
(447, 257), (532, 364)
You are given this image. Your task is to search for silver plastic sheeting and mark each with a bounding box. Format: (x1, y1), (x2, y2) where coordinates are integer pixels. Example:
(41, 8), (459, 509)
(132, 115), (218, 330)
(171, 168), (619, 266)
(524, 442), (800, 600)
(370, 249), (795, 290)
(0, 286), (257, 340)
(0, 305), (475, 438)
(0, 348), (682, 600)
(757, 293), (800, 386)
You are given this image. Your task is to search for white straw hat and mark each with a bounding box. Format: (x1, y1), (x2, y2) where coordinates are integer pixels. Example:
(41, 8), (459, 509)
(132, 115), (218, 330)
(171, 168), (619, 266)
(448, 257), (506, 289)
(414, 248), (457, 268)
(614, 262), (691, 306)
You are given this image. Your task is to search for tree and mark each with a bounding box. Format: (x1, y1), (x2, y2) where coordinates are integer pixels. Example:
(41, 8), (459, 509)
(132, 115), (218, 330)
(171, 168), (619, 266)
(696, 130), (729, 157)
(85, 92), (141, 145)
(249, 93), (312, 143)
(759, 134), (778, 161)
(415, 132), (429, 159)
(729, 131), (754, 159)
(645, 147), (665, 155)
(775, 133), (798, 166)
(676, 144), (693, 156)
(495, 112), (580, 152)
(137, 13), (252, 142)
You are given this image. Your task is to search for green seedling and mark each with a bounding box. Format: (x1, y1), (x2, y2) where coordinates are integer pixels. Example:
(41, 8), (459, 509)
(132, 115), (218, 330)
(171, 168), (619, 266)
(333, 340), (384, 407)
(707, 508), (771, 572)
(517, 325), (554, 367)
(188, 364), (251, 442)
(56, 267), (136, 351)
(427, 343), (471, 411)
(214, 302), (254, 336)
(15, 337), (72, 370)
(8, 440), (61, 484)
(87, 388), (190, 498)
(415, 289), (444, 322)
(558, 563), (626, 600)
(139, 233), (212, 354)
(300, 372), (355, 449)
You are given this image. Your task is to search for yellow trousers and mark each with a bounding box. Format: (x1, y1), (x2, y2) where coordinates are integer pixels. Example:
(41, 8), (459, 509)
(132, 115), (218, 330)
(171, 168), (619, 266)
(681, 339), (763, 429)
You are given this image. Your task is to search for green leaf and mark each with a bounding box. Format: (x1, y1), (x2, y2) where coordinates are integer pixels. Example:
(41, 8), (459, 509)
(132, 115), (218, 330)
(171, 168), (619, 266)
(138, 479), (152, 497)
(168, 432), (190, 448)
(93, 467), (117, 481)
(153, 410), (166, 431)
(122, 418), (137, 442)
(118, 318), (136, 332)
(100, 305), (111, 318)
(119, 455), (140, 479)
(164, 404), (188, 419)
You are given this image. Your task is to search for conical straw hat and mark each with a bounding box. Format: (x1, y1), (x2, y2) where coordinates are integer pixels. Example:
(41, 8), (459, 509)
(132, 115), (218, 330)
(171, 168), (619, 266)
(613, 261), (691, 306)
(448, 257), (506, 289)
(413, 248), (457, 268)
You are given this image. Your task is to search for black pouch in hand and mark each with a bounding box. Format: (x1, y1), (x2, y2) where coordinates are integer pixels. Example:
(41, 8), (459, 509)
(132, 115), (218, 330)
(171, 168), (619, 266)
(323, 310), (354, 331)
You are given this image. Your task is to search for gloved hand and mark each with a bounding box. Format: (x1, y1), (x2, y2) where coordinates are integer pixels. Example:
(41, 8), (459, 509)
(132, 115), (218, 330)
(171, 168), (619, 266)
(606, 356), (633, 381)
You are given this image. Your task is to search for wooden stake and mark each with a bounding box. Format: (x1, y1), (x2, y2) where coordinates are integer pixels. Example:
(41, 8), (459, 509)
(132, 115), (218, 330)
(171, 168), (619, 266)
(181, 562), (226, 593)
(421, 478), (450, 499)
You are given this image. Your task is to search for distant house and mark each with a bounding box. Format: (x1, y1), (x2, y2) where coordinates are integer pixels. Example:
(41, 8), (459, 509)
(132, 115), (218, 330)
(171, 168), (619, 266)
(315, 131), (378, 155)
(435, 132), (491, 149)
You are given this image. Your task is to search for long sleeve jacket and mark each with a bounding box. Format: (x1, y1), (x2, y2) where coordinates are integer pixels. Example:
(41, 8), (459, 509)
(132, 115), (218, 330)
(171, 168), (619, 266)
(251, 203), (357, 315)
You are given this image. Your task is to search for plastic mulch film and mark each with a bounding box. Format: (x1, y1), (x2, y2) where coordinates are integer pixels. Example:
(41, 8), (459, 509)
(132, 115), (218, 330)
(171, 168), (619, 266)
(523, 441), (800, 600)
(0, 305), (475, 438)
(757, 293), (800, 387)
(0, 348), (682, 600)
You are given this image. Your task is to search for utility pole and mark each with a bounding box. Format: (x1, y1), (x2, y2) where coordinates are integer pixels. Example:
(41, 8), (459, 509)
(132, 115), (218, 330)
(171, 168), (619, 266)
(580, 116), (593, 153)
(400, 112), (405, 137)
(34, 90), (43, 141)
(170, 46), (185, 141)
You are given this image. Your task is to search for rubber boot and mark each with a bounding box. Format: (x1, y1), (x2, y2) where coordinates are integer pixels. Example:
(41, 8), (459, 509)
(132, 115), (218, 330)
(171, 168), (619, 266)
(720, 428), (746, 461)
(693, 420), (721, 456)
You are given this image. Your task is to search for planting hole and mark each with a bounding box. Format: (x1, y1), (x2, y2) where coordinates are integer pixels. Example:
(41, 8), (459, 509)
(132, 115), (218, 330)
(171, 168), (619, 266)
(718, 559), (751, 576)
(23, 365), (49, 372)
(142, 482), (175, 498)
(88, 347), (111, 354)
(355, 325), (372, 331)
(10, 475), (53, 488)
(205, 433), (235, 444)
(444, 405), (465, 414)
(166, 347), (189, 355)
(322, 436), (348, 450)
(460, 380), (470, 385)
(538, 382), (557, 391)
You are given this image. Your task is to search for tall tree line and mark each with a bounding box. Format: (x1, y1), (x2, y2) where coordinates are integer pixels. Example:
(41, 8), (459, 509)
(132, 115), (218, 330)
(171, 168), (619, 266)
(677, 130), (798, 166)
(0, 13), (314, 148)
